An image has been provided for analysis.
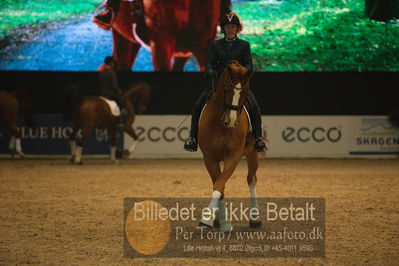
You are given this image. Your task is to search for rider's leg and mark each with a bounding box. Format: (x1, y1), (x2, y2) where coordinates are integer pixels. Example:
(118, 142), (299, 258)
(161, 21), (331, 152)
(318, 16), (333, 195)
(245, 91), (267, 152)
(184, 89), (210, 152)
(114, 95), (126, 127)
(93, 0), (122, 30)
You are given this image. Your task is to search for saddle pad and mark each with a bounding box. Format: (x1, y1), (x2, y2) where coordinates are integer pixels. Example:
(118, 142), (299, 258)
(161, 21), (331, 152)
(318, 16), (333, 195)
(99, 96), (121, 117)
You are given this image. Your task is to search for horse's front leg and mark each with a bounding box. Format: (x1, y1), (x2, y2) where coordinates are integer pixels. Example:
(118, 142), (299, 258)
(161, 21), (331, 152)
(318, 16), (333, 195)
(68, 128), (78, 164)
(123, 125), (139, 158)
(112, 29), (140, 71)
(150, 37), (174, 71)
(200, 155), (234, 233)
(212, 154), (243, 232)
(7, 120), (24, 158)
(246, 151), (262, 228)
(200, 156), (222, 228)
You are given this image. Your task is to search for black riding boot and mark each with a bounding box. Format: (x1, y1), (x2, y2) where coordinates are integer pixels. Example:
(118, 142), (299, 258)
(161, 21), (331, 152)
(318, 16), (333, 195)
(184, 90), (210, 152)
(245, 91), (267, 152)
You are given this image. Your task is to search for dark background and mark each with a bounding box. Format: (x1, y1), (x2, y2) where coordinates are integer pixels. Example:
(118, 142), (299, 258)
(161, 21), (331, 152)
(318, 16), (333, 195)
(1, 71), (397, 115)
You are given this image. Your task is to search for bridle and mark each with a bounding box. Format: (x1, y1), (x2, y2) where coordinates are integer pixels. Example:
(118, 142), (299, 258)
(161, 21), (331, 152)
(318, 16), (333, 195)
(220, 69), (249, 113)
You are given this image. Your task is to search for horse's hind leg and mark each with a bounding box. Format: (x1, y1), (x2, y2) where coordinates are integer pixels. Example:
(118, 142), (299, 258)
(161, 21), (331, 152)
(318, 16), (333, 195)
(74, 126), (92, 165)
(109, 128), (119, 164)
(68, 128), (78, 163)
(6, 119), (24, 158)
(246, 151), (262, 228)
(8, 135), (16, 157)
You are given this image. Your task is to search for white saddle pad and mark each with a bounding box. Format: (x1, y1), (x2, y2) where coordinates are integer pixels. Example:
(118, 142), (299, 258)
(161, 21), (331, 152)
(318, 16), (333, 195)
(99, 96), (121, 117)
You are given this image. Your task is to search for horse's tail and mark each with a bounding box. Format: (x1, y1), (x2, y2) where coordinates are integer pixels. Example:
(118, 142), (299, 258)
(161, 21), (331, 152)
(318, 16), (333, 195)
(62, 84), (83, 121)
(12, 89), (36, 128)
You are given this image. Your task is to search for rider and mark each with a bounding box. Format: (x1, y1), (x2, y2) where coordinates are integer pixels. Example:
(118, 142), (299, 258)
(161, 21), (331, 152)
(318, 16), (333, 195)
(93, 0), (144, 30)
(184, 12), (267, 152)
(99, 56), (126, 126)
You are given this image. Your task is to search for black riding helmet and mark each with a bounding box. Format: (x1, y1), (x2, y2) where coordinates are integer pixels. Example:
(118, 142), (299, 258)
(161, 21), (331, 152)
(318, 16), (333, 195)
(220, 12), (242, 33)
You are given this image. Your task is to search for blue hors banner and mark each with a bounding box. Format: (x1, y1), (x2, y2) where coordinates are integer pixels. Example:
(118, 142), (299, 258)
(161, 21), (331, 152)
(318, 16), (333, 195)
(0, 114), (112, 155)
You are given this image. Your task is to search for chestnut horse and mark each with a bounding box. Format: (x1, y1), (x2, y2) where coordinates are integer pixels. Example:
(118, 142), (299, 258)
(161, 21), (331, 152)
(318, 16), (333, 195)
(69, 82), (151, 164)
(198, 61), (261, 232)
(0, 89), (35, 158)
(107, 0), (231, 71)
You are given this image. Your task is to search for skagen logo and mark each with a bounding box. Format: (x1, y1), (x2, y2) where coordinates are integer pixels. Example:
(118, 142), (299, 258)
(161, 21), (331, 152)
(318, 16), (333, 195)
(282, 127), (342, 143)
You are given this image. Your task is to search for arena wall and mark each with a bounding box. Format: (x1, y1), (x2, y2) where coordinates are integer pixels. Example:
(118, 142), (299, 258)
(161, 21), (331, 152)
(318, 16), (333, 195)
(1, 114), (397, 158)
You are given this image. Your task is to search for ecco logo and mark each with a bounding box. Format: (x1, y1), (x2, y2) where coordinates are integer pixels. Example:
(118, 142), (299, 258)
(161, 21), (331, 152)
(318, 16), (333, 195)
(135, 126), (190, 142)
(282, 127), (341, 143)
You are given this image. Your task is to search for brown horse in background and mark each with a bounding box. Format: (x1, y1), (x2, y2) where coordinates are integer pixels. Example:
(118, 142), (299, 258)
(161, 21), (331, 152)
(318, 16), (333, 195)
(0, 89), (36, 158)
(198, 61), (261, 232)
(106, 0), (231, 71)
(69, 82), (151, 164)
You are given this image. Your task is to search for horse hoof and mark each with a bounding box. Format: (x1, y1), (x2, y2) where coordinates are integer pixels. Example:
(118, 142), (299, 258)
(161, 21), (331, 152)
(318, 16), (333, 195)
(70, 156), (75, 164)
(213, 219), (220, 228)
(113, 160), (119, 165)
(249, 220), (262, 228)
(198, 220), (213, 228)
(18, 152), (25, 159)
(219, 223), (232, 233)
(123, 149), (130, 158)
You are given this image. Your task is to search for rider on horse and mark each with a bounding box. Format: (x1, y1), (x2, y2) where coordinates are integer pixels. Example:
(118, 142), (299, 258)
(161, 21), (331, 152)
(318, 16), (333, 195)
(99, 56), (126, 126)
(184, 12), (267, 153)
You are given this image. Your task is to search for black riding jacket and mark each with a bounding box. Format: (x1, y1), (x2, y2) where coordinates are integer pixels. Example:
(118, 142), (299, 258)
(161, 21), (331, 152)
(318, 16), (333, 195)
(205, 37), (253, 77)
(99, 66), (121, 99)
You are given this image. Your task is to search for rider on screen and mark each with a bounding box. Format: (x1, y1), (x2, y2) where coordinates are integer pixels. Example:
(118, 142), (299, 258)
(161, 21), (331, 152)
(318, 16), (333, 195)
(184, 12), (267, 153)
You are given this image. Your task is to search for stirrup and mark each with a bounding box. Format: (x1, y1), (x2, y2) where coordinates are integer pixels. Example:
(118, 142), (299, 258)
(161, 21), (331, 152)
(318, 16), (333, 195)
(184, 138), (198, 152)
(254, 138), (267, 152)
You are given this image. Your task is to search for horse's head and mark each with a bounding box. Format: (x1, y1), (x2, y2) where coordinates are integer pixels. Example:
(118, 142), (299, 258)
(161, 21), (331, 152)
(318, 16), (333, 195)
(218, 60), (252, 128)
(124, 82), (152, 114)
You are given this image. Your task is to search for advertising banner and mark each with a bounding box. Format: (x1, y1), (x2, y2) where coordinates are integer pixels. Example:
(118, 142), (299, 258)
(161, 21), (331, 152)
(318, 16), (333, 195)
(125, 115), (351, 158)
(262, 116), (348, 157)
(349, 116), (399, 155)
(2, 115), (398, 158)
(0, 114), (112, 155)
